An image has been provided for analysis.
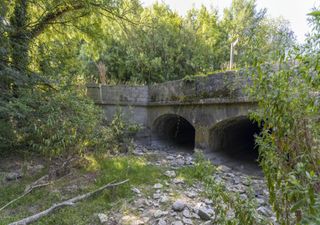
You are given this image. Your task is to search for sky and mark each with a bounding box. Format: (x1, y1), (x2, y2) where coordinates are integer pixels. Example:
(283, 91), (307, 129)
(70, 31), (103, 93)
(142, 0), (319, 43)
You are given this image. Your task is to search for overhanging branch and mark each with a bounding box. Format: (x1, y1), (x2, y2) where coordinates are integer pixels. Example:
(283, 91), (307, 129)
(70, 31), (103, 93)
(29, 3), (84, 39)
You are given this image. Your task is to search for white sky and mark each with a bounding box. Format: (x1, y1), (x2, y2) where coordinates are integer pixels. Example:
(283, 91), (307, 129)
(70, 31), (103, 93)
(142, 0), (319, 43)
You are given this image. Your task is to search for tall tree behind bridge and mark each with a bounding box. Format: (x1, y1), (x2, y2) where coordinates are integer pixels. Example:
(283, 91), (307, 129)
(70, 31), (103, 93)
(221, 0), (295, 68)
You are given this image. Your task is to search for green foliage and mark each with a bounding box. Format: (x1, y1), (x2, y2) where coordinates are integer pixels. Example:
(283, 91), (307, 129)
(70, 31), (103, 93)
(0, 0), (140, 157)
(246, 11), (320, 224)
(205, 176), (265, 225)
(79, 1), (294, 84)
(0, 89), (104, 157)
(182, 75), (196, 83)
(192, 150), (216, 180)
(102, 110), (141, 154)
(221, 0), (295, 68)
(178, 150), (215, 184)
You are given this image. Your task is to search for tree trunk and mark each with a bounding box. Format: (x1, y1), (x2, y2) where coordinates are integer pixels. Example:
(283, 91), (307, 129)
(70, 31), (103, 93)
(95, 61), (107, 85)
(9, 0), (29, 73)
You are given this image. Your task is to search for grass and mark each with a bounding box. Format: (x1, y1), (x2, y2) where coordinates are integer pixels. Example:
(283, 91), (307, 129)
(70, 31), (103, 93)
(0, 154), (166, 225)
(177, 151), (216, 185)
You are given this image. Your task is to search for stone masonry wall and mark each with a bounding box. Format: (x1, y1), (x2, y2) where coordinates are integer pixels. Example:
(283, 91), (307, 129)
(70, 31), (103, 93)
(87, 71), (249, 105)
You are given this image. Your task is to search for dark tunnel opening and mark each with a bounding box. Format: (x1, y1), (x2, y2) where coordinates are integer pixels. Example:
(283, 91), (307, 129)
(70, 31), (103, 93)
(209, 116), (262, 170)
(152, 114), (195, 151)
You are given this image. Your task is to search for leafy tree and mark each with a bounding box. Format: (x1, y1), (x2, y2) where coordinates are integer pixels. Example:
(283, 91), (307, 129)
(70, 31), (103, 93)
(222, 0), (295, 68)
(248, 9), (320, 224)
(184, 6), (227, 71)
(0, 0), (135, 155)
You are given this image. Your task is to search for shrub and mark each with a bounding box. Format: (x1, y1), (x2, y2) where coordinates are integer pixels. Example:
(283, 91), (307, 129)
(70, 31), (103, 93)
(0, 85), (141, 158)
(0, 89), (104, 157)
(248, 61), (320, 224)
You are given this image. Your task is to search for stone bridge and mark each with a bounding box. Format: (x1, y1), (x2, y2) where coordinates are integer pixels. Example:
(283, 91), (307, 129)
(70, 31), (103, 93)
(87, 72), (260, 170)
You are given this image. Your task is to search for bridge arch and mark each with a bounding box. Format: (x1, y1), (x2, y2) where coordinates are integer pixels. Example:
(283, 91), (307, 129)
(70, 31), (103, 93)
(152, 114), (195, 151)
(209, 116), (261, 164)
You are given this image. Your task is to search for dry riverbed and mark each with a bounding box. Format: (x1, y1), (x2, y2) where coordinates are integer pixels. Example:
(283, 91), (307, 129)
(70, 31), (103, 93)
(0, 144), (276, 225)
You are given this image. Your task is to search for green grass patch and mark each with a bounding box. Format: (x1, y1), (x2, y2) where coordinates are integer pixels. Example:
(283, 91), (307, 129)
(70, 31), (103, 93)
(177, 151), (216, 185)
(0, 154), (165, 225)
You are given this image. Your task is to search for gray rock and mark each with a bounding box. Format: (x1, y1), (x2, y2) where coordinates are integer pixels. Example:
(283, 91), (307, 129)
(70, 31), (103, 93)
(164, 170), (176, 178)
(257, 206), (272, 217)
(171, 221), (183, 225)
(198, 208), (211, 221)
(256, 197), (266, 205)
(182, 218), (193, 225)
(185, 191), (197, 198)
(131, 187), (141, 194)
(166, 155), (175, 160)
(159, 195), (169, 203)
(135, 199), (146, 208)
(170, 212), (177, 216)
(185, 156), (193, 165)
(202, 221), (213, 225)
(97, 213), (108, 224)
(172, 178), (184, 184)
(172, 200), (186, 212)
(158, 218), (167, 225)
(27, 164), (44, 174)
(5, 172), (22, 181)
(153, 193), (162, 199)
(154, 210), (168, 218)
(176, 158), (185, 166)
(217, 165), (231, 172)
(154, 183), (163, 189)
(182, 208), (192, 218)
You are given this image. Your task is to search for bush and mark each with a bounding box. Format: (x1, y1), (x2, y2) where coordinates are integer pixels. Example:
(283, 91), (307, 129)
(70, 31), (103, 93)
(97, 109), (141, 154)
(192, 150), (216, 180)
(0, 87), (141, 157)
(0, 88), (105, 157)
(245, 11), (320, 224)
(248, 61), (320, 224)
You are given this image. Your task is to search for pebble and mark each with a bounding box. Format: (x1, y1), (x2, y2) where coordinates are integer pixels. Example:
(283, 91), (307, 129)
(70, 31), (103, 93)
(172, 178), (184, 184)
(97, 213), (108, 224)
(182, 208), (192, 218)
(5, 172), (22, 181)
(154, 210), (168, 218)
(132, 187), (141, 194)
(185, 191), (197, 198)
(153, 193), (162, 199)
(164, 170), (176, 178)
(172, 200), (186, 212)
(182, 217), (193, 224)
(257, 206), (273, 217)
(160, 195), (169, 203)
(154, 183), (163, 189)
(171, 221), (183, 225)
(158, 218), (167, 225)
(176, 159), (185, 166)
(198, 208), (212, 221)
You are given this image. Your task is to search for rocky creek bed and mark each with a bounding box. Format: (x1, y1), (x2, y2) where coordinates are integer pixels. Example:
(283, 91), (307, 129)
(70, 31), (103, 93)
(100, 143), (277, 225)
(0, 142), (277, 225)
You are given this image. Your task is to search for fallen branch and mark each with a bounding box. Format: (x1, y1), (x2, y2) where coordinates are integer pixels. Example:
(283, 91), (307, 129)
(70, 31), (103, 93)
(8, 179), (129, 225)
(1, 157), (77, 213)
(0, 175), (49, 212)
